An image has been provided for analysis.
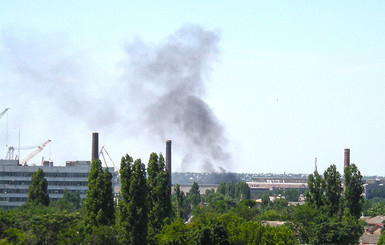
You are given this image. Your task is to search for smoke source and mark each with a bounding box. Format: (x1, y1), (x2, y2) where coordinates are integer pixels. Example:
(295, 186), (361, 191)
(123, 24), (231, 171)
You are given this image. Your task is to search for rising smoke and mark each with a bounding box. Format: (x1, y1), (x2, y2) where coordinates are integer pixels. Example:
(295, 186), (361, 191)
(1, 25), (232, 172)
(123, 24), (232, 171)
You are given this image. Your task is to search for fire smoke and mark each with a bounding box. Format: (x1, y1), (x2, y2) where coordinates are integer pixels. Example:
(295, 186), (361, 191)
(123, 24), (232, 171)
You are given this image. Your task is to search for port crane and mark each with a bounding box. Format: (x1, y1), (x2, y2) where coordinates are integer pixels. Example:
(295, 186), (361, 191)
(0, 108), (10, 119)
(99, 145), (118, 172)
(6, 140), (51, 166)
(20, 140), (51, 166)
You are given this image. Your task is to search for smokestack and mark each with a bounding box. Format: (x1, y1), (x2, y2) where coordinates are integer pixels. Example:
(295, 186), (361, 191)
(344, 148), (350, 168)
(166, 140), (172, 187)
(92, 132), (99, 161)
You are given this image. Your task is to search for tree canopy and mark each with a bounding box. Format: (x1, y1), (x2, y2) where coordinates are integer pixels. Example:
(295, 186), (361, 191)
(27, 168), (49, 206)
(84, 159), (115, 228)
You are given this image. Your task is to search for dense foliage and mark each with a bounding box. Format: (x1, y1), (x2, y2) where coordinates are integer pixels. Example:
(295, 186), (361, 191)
(27, 168), (49, 206)
(298, 164), (365, 244)
(84, 159), (115, 228)
(0, 159), (368, 244)
(147, 153), (172, 244)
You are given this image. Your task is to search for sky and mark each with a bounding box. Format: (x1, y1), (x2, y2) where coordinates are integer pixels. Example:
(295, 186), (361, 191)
(1, 1), (385, 175)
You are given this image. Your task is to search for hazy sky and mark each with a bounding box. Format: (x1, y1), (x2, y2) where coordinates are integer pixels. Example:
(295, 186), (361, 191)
(1, 1), (384, 175)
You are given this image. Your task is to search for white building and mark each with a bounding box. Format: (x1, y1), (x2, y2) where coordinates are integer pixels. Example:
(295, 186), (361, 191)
(246, 177), (308, 191)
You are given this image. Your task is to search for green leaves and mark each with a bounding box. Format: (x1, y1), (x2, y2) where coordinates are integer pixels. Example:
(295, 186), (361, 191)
(147, 153), (172, 244)
(344, 164), (364, 218)
(27, 168), (49, 206)
(323, 164), (342, 216)
(84, 159), (115, 228)
(295, 163), (365, 244)
(117, 156), (148, 244)
(188, 182), (201, 207)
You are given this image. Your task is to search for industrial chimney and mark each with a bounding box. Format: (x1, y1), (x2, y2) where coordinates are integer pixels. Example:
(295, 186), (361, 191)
(165, 140), (172, 187)
(344, 148), (350, 169)
(92, 132), (99, 161)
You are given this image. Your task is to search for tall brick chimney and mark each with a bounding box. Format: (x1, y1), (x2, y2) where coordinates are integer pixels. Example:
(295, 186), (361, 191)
(344, 148), (350, 169)
(92, 132), (99, 161)
(165, 140), (172, 187)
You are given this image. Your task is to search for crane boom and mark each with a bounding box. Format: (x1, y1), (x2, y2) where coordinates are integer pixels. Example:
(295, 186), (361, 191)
(0, 108), (9, 119)
(99, 145), (118, 172)
(20, 140), (51, 166)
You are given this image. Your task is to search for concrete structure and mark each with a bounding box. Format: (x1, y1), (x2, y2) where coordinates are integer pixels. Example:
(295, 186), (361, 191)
(0, 159), (116, 209)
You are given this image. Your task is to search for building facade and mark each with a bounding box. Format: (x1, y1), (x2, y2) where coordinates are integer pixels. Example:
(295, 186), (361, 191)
(246, 176), (308, 191)
(0, 159), (115, 209)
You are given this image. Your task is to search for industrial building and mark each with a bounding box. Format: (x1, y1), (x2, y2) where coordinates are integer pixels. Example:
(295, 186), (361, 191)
(246, 176), (308, 191)
(0, 132), (116, 209)
(0, 160), (94, 209)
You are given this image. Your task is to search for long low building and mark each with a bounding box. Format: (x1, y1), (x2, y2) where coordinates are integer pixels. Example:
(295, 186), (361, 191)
(0, 159), (115, 209)
(246, 177), (308, 191)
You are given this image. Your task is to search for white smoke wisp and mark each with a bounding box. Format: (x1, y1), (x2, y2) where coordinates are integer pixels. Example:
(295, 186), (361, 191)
(122, 24), (232, 171)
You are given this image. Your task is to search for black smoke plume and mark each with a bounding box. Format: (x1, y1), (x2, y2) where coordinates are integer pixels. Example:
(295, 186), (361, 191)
(123, 24), (231, 171)
(0, 25), (232, 171)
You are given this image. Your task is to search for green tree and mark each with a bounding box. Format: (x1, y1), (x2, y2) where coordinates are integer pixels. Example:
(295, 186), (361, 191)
(62, 190), (81, 209)
(84, 159), (115, 228)
(344, 163), (364, 218)
(379, 229), (385, 245)
(156, 218), (188, 245)
(291, 204), (318, 243)
(297, 164), (365, 244)
(261, 193), (270, 208)
(188, 182), (201, 207)
(306, 170), (324, 209)
(101, 169), (115, 224)
(83, 225), (118, 245)
(27, 168), (49, 206)
(225, 182), (236, 199)
(55, 189), (81, 211)
(235, 181), (250, 200)
(308, 214), (363, 244)
(190, 219), (229, 245)
(323, 164), (342, 216)
(118, 157), (148, 245)
(366, 202), (385, 216)
(174, 184), (185, 219)
(217, 183), (226, 196)
(284, 189), (300, 202)
(147, 153), (172, 244)
(117, 154), (133, 244)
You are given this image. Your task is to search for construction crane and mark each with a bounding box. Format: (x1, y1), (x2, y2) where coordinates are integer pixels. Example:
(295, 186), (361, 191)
(99, 145), (118, 172)
(19, 140), (51, 166)
(0, 108), (9, 119)
(5, 146), (16, 160)
(5, 143), (45, 160)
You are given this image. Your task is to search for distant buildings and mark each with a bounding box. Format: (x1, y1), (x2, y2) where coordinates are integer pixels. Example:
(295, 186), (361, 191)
(246, 176), (308, 191)
(360, 215), (384, 245)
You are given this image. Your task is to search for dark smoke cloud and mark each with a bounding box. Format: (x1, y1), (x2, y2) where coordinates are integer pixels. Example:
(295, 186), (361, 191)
(207, 168), (239, 184)
(123, 24), (231, 171)
(1, 25), (231, 171)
